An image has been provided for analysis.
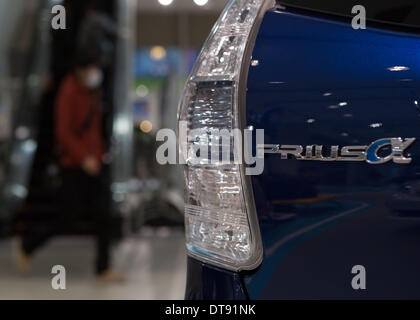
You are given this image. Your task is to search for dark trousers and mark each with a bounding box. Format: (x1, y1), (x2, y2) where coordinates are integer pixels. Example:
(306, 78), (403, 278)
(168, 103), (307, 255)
(22, 168), (111, 274)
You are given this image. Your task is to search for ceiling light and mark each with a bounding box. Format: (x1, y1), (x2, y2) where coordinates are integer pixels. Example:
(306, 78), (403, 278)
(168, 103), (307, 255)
(193, 0), (208, 6)
(150, 46), (167, 60)
(158, 0), (173, 6)
(140, 120), (153, 133)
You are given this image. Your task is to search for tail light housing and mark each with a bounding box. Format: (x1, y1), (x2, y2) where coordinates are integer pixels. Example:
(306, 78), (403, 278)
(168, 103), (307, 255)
(177, 0), (270, 271)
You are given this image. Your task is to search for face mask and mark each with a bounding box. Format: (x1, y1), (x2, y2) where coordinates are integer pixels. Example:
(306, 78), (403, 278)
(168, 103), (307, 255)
(84, 68), (103, 89)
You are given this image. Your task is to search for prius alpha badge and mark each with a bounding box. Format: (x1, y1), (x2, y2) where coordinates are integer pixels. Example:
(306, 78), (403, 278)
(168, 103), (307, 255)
(264, 138), (416, 164)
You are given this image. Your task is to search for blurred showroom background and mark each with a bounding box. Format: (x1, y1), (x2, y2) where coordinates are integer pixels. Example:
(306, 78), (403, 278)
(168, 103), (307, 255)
(0, 0), (227, 299)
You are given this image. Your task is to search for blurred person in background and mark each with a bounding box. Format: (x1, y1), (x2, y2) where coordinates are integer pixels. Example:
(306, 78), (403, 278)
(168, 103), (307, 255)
(77, 1), (117, 68)
(16, 55), (124, 282)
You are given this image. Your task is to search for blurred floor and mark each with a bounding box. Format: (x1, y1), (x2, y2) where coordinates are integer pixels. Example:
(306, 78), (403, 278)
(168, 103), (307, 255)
(0, 227), (186, 300)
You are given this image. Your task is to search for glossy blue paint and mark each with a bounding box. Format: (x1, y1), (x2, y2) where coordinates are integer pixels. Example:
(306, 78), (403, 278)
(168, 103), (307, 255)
(184, 257), (248, 300)
(245, 8), (420, 299)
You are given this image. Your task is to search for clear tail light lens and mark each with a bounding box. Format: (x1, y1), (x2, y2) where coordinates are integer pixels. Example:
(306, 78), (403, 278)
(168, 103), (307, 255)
(178, 0), (267, 271)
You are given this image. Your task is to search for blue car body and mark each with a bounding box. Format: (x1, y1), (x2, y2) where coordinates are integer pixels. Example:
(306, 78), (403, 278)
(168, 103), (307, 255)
(185, 2), (420, 299)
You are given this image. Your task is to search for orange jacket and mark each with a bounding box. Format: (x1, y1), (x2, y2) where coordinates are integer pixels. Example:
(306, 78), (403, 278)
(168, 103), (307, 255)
(55, 74), (104, 168)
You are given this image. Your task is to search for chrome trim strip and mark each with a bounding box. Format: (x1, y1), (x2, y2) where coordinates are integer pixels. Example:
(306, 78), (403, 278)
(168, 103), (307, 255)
(234, 0), (277, 272)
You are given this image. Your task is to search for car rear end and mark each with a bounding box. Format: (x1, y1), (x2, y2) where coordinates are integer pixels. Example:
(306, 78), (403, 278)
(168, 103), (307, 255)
(178, 0), (420, 299)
